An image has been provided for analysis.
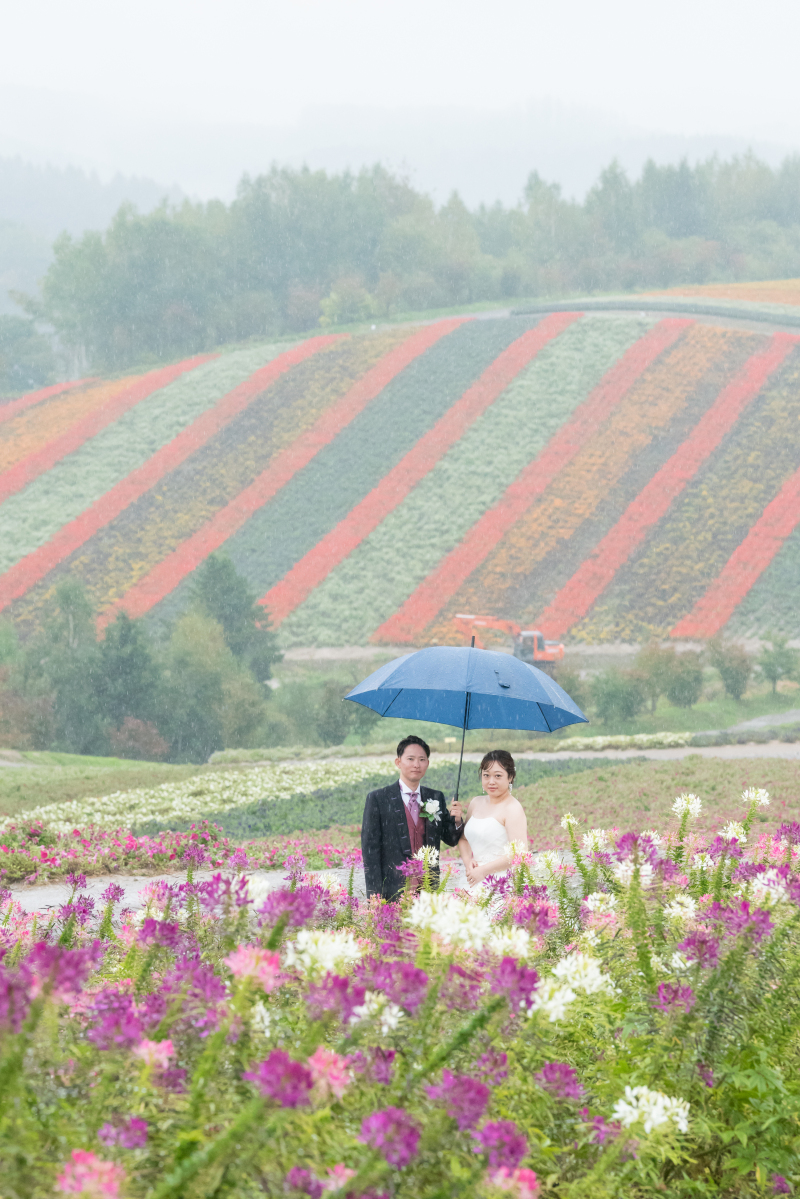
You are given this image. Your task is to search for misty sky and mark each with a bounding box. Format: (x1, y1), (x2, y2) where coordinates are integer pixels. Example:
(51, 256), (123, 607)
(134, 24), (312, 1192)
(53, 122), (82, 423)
(3, 0), (800, 205)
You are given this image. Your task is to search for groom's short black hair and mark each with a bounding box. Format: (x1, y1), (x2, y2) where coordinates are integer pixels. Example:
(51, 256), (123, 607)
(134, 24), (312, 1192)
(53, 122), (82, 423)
(397, 735), (430, 758)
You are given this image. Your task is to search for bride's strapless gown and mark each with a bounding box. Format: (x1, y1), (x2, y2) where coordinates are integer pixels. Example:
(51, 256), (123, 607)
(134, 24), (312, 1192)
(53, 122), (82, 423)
(460, 815), (510, 893)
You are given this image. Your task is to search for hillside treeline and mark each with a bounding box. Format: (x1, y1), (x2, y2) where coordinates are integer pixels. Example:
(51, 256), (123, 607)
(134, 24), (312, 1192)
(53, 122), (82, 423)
(14, 151), (800, 373)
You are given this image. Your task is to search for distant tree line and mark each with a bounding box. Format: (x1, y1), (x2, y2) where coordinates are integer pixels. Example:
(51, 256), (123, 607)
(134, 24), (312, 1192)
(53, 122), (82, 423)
(5, 151), (800, 377)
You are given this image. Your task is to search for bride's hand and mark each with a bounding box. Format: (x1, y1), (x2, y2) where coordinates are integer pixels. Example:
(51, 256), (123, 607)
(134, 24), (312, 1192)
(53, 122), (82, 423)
(465, 861), (485, 885)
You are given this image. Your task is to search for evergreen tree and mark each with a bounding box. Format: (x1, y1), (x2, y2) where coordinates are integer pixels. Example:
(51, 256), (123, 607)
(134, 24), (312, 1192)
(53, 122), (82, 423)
(30, 579), (105, 754)
(191, 553), (282, 685)
(97, 611), (163, 727)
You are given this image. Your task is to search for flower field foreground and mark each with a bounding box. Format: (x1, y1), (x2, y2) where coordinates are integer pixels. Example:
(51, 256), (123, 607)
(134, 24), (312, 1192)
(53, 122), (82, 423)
(3, 787), (800, 1196)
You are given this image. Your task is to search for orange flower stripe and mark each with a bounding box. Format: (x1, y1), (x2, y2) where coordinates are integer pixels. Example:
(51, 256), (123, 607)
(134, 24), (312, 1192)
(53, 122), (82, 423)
(0, 378), (136, 475)
(0, 378), (94, 427)
(652, 280), (800, 307)
(426, 323), (736, 640)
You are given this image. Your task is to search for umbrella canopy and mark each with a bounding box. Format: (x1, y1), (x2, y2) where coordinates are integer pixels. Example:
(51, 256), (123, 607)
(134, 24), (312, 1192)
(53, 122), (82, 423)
(344, 645), (587, 733)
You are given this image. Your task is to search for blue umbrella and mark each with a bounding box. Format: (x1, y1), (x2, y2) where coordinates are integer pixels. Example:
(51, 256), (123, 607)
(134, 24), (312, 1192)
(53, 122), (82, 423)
(344, 644), (587, 801)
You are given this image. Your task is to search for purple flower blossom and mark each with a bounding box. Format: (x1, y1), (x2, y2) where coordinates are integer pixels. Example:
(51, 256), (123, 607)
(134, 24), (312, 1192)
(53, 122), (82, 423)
(258, 887), (318, 928)
(580, 1108), (623, 1145)
(534, 1062), (584, 1101)
(59, 895), (96, 926)
(28, 941), (103, 999)
(161, 954), (227, 1034)
(708, 900), (774, 945)
(513, 901), (558, 933)
(677, 930), (720, 969)
(369, 961), (429, 1013)
(397, 858), (425, 882)
(196, 873), (251, 912)
(613, 833), (657, 865)
(182, 843), (208, 868)
(154, 1065), (187, 1092)
(440, 964), (482, 1010)
(227, 848), (250, 871)
(0, 966), (30, 1032)
(475, 1050), (508, 1085)
(372, 902), (402, 938)
(472, 1121), (528, 1169)
(707, 835), (743, 860)
(697, 1063), (714, 1088)
(306, 973), (366, 1023)
(772, 1175), (792, 1194)
(351, 1047), (396, 1085)
(243, 1050), (313, 1108)
(66, 872), (87, 889)
(285, 1167), (323, 1198)
(489, 957), (539, 1011)
(426, 1070), (490, 1130)
(777, 822), (800, 845)
(653, 983), (696, 1013)
(100, 883), (125, 905)
(359, 1107), (420, 1168)
(86, 989), (144, 1050)
(139, 919), (183, 949)
(97, 1117), (148, 1148)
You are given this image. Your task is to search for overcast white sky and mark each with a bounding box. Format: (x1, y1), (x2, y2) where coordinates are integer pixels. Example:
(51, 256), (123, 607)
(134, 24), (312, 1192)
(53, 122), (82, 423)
(3, 0), (800, 204)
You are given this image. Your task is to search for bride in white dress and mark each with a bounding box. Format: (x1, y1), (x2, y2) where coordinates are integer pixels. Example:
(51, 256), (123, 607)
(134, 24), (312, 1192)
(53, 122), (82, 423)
(456, 750), (528, 891)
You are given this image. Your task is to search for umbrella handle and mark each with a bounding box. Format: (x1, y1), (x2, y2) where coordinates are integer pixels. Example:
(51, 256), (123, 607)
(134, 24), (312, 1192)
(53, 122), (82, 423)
(453, 691), (471, 805)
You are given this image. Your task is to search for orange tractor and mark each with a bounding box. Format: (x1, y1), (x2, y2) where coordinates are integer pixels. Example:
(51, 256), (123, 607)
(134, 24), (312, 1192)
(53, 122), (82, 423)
(453, 614), (565, 674)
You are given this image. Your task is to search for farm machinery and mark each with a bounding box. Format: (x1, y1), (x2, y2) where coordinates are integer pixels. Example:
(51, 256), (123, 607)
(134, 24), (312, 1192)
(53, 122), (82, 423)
(452, 614), (565, 674)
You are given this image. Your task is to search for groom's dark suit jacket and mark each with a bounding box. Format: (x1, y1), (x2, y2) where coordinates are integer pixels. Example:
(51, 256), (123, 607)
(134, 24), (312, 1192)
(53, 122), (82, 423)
(361, 780), (464, 901)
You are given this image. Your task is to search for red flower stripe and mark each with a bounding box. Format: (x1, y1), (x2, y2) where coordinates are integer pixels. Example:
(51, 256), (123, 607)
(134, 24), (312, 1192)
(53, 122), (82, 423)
(671, 458), (800, 639)
(0, 355), (217, 506)
(0, 337), (342, 615)
(537, 332), (798, 639)
(373, 318), (689, 644)
(98, 318), (467, 628)
(260, 313), (579, 626)
(0, 379), (94, 427)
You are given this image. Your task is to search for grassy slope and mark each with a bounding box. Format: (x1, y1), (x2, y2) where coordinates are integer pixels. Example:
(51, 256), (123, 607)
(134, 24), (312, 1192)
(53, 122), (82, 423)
(0, 756), (206, 820)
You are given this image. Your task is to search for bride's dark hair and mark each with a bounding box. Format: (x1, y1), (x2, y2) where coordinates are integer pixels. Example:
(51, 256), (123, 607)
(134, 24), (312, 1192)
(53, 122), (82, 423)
(479, 749), (516, 783)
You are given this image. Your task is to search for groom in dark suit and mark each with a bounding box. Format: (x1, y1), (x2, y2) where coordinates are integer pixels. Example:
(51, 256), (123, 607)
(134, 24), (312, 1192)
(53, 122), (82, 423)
(362, 735), (465, 901)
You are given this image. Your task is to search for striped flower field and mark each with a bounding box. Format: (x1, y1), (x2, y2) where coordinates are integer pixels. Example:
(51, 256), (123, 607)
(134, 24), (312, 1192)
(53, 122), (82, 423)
(2, 310), (800, 646)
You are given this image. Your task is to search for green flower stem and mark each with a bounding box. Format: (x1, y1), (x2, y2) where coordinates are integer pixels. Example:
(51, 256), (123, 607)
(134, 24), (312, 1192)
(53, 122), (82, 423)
(405, 996), (505, 1090)
(263, 912), (290, 952)
(149, 1096), (271, 1199)
(189, 978), (252, 1120)
(742, 799), (758, 837)
(568, 823), (592, 896)
(672, 812), (690, 865)
(626, 862), (655, 986)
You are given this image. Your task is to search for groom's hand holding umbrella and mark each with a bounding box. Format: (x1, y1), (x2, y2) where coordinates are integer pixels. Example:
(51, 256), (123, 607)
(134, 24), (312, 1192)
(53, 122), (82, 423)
(449, 799), (465, 827)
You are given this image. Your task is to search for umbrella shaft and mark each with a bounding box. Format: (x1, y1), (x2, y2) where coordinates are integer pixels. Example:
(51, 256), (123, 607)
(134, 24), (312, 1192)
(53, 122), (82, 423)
(454, 692), (471, 803)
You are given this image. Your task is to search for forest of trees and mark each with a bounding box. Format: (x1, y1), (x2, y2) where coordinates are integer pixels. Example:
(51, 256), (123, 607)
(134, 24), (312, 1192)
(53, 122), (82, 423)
(7, 151), (800, 376)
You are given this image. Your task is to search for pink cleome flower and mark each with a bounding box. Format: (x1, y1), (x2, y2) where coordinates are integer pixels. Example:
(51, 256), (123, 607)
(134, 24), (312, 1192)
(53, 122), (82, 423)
(224, 945), (281, 991)
(56, 1150), (126, 1197)
(323, 1164), (357, 1191)
(307, 1046), (352, 1100)
(132, 1038), (174, 1068)
(488, 1167), (539, 1197)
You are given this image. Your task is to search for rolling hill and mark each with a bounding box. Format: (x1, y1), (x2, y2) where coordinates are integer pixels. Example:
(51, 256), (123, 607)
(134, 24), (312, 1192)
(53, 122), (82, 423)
(2, 303), (800, 647)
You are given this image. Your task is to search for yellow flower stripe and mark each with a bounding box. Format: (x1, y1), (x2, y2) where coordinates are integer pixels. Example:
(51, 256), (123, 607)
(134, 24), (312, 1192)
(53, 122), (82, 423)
(427, 324), (745, 641)
(12, 330), (410, 626)
(653, 279), (800, 306)
(574, 343), (800, 642)
(0, 377), (136, 474)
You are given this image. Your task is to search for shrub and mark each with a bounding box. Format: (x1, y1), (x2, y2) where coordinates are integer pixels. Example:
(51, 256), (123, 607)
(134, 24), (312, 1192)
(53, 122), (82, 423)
(758, 632), (800, 695)
(634, 640), (679, 712)
(589, 668), (647, 723)
(707, 637), (752, 701)
(664, 651), (704, 708)
(108, 717), (169, 761)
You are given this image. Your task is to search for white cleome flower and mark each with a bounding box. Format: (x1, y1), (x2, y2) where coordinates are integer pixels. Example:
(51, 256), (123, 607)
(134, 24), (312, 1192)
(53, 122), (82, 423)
(538, 850), (563, 874)
(405, 892), (493, 951)
(672, 793), (702, 819)
(582, 828), (610, 853)
(641, 830), (664, 846)
(553, 951), (616, 996)
(584, 891), (618, 914)
(749, 868), (789, 907)
(721, 820), (747, 844)
(612, 1085), (690, 1134)
(664, 895), (698, 923)
(251, 1001), (272, 1036)
(560, 812), (579, 830)
(413, 845), (440, 866)
(528, 980), (577, 1022)
(350, 991), (405, 1036)
(670, 951), (689, 972)
(284, 929), (362, 975)
(692, 852), (714, 871)
(612, 860), (653, 888)
(742, 787), (770, 808)
(488, 926), (532, 959)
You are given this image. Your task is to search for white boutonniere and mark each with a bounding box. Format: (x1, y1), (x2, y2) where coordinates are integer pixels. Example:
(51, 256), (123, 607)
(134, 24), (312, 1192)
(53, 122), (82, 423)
(422, 798), (441, 823)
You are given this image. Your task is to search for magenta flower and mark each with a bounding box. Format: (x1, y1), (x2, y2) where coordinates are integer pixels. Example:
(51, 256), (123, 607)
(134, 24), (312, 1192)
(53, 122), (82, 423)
(259, 887), (318, 928)
(285, 1167), (323, 1198)
(677, 930), (720, 969)
(777, 822), (800, 845)
(100, 884), (125, 905)
(426, 1069), (490, 1130)
(56, 1149), (125, 1196)
(653, 982), (696, 1013)
(244, 1050), (313, 1107)
(351, 1047), (396, 1085)
(97, 1117), (148, 1149)
(476, 1050), (508, 1084)
(307, 1046), (352, 1100)
(487, 1166), (540, 1197)
(359, 1106), (420, 1167)
(138, 919), (183, 949)
(59, 895), (96, 926)
(473, 1121), (528, 1169)
(305, 973), (366, 1023)
(182, 843), (208, 868)
(66, 872), (88, 890)
(369, 961), (429, 1013)
(708, 900), (774, 945)
(28, 941), (104, 1003)
(580, 1109), (623, 1146)
(490, 957), (539, 1011)
(534, 1062), (584, 1101)
(697, 1063), (714, 1088)
(132, 1039), (174, 1068)
(441, 964), (482, 1010)
(772, 1175), (792, 1194)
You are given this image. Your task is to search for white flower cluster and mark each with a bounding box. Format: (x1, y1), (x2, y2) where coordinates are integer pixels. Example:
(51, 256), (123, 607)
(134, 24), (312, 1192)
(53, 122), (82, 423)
(529, 952), (615, 1022)
(749, 868), (789, 907)
(612, 1085), (690, 1134)
(584, 891), (617, 914)
(664, 895), (697, 924)
(582, 828), (610, 854)
(692, 852), (714, 871)
(413, 846), (440, 866)
(350, 991), (404, 1037)
(488, 926), (532, 959)
(405, 893), (494, 951)
(672, 793), (702, 819)
(508, 839), (532, 864)
(721, 820), (747, 844)
(612, 860), (653, 887)
(538, 850), (563, 873)
(10, 760), (396, 833)
(560, 812), (579, 830)
(742, 787), (770, 808)
(540, 732), (692, 753)
(251, 1001), (272, 1036)
(641, 830), (664, 846)
(283, 929), (362, 975)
